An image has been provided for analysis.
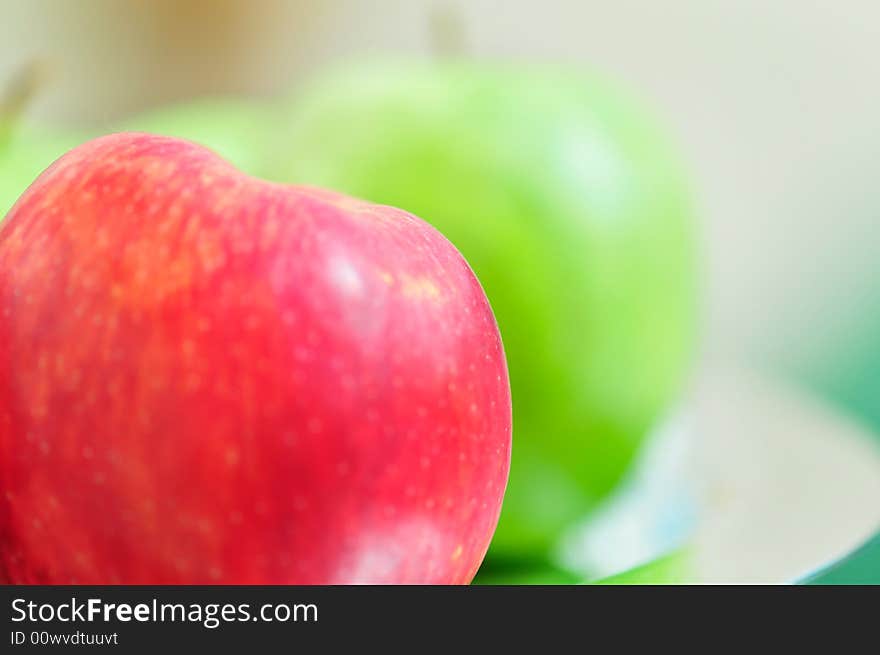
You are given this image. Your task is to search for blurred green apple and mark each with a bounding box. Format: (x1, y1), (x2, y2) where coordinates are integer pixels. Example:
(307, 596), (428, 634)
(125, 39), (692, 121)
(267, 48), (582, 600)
(119, 97), (275, 176)
(0, 126), (85, 219)
(269, 61), (697, 556)
(2, 96), (274, 220)
(0, 63), (87, 221)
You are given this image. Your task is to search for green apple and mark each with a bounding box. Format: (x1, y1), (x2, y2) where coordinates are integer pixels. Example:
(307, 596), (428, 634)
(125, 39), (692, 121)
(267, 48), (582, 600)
(0, 126), (86, 220)
(2, 97), (275, 222)
(119, 97), (276, 177)
(0, 63), (87, 220)
(269, 61), (697, 556)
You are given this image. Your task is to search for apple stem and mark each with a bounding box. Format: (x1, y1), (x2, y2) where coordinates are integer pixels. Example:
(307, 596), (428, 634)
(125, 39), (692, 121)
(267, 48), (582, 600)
(429, 3), (468, 57)
(0, 59), (51, 149)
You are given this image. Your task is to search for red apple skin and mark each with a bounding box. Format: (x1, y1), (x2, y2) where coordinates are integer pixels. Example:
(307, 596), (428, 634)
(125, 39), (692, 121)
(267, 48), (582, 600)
(0, 133), (511, 584)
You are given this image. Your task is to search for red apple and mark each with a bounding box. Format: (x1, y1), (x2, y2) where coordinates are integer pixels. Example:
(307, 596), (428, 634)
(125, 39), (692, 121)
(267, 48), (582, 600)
(0, 133), (511, 584)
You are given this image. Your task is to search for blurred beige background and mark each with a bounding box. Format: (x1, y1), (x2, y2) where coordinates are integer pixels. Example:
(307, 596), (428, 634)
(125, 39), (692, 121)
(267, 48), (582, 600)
(3, 0), (878, 380)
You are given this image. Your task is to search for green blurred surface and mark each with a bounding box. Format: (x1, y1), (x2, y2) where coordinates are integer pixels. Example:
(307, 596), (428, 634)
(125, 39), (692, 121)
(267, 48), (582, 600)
(591, 548), (691, 584)
(473, 545), (693, 585)
(802, 530), (880, 584)
(272, 60), (697, 557)
(472, 557), (583, 585)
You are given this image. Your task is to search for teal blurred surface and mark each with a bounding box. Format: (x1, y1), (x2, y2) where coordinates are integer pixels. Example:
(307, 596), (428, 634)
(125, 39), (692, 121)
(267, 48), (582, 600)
(802, 530), (880, 584)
